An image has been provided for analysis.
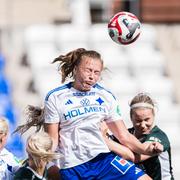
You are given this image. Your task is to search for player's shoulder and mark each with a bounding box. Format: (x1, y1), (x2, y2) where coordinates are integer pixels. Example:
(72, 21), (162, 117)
(152, 126), (169, 138)
(1, 148), (14, 157)
(14, 166), (34, 179)
(1, 147), (9, 154)
(45, 82), (72, 101)
(147, 126), (170, 145)
(94, 83), (116, 100)
(0, 148), (20, 165)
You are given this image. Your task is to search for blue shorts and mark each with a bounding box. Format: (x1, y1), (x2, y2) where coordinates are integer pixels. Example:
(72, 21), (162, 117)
(60, 152), (145, 180)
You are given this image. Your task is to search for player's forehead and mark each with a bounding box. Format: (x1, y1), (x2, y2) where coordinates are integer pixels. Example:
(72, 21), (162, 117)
(132, 108), (153, 118)
(79, 57), (103, 69)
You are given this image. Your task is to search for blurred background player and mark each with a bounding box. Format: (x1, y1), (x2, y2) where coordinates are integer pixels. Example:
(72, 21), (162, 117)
(0, 117), (20, 180)
(13, 106), (61, 180)
(102, 93), (174, 180)
(14, 131), (61, 180)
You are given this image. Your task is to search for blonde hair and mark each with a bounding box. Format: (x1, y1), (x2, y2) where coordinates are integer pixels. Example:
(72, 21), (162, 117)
(26, 132), (60, 169)
(0, 117), (9, 135)
(129, 93), (157, 118)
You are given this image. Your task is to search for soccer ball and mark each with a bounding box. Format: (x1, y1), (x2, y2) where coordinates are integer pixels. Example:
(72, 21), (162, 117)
(108, 11), (141, 45)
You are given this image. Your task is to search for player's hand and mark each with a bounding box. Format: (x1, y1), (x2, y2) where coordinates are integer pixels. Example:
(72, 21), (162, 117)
(152, 142), (163, 153)
(144, 142), (163, 155)
(144, 142), (155, 155)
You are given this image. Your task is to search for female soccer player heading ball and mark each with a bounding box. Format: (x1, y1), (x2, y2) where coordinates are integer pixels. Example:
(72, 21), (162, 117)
(43, 48), (161, 179)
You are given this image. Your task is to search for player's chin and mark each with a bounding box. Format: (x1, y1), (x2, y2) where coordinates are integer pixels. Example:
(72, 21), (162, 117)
(142, 130), (150, 135)
(82, 83), (93, 91)
(82, 86), (91, 91)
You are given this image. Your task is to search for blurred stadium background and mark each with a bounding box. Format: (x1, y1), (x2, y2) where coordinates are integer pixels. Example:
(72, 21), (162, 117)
(0, 0), (180, 178)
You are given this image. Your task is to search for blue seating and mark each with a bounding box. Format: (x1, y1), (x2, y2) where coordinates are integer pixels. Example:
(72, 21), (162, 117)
(0, 52), (25, 159)
(6, 134), (25, 159)
(0, 74), (11, 95)
(0, 53), (5, 73)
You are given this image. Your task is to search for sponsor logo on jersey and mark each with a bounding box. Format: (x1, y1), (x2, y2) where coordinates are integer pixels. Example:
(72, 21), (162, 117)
(65, 99), (73, 105)
(119, 159), (127, 166)
(111, 156), (134, 175)
(135, 167), (142, 174)
(96, 97), (104, 105)
(63, 106), (106, 120)
(72, 92), (95, 96)
(80, 98), (90, 106)
(149, 136), (161, 143)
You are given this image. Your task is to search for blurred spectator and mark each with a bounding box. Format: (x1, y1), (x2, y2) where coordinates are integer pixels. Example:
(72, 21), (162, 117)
(14, 132), (61, 180)
(0, 117), (20, 180)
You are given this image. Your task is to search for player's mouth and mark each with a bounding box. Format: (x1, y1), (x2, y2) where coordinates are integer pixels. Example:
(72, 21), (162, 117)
(82, 82), (94, 90)
(141, 128), (150, 134)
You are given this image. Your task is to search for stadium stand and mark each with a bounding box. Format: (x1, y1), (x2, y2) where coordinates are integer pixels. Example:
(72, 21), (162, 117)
(55, 24), (89, 53)
(0, 52), (24, 158)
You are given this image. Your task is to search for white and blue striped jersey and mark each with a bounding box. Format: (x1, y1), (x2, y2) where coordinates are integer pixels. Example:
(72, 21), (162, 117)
(44, 82), (123, 169)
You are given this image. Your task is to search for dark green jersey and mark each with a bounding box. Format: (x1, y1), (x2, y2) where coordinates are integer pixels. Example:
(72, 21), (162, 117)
(129, 125), (174, 180)
(14, 162), (48, 180)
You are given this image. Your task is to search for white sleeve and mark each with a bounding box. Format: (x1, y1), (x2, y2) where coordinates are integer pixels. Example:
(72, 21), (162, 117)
(105, 96), (123, 123)
(44, 94), (60, 124)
